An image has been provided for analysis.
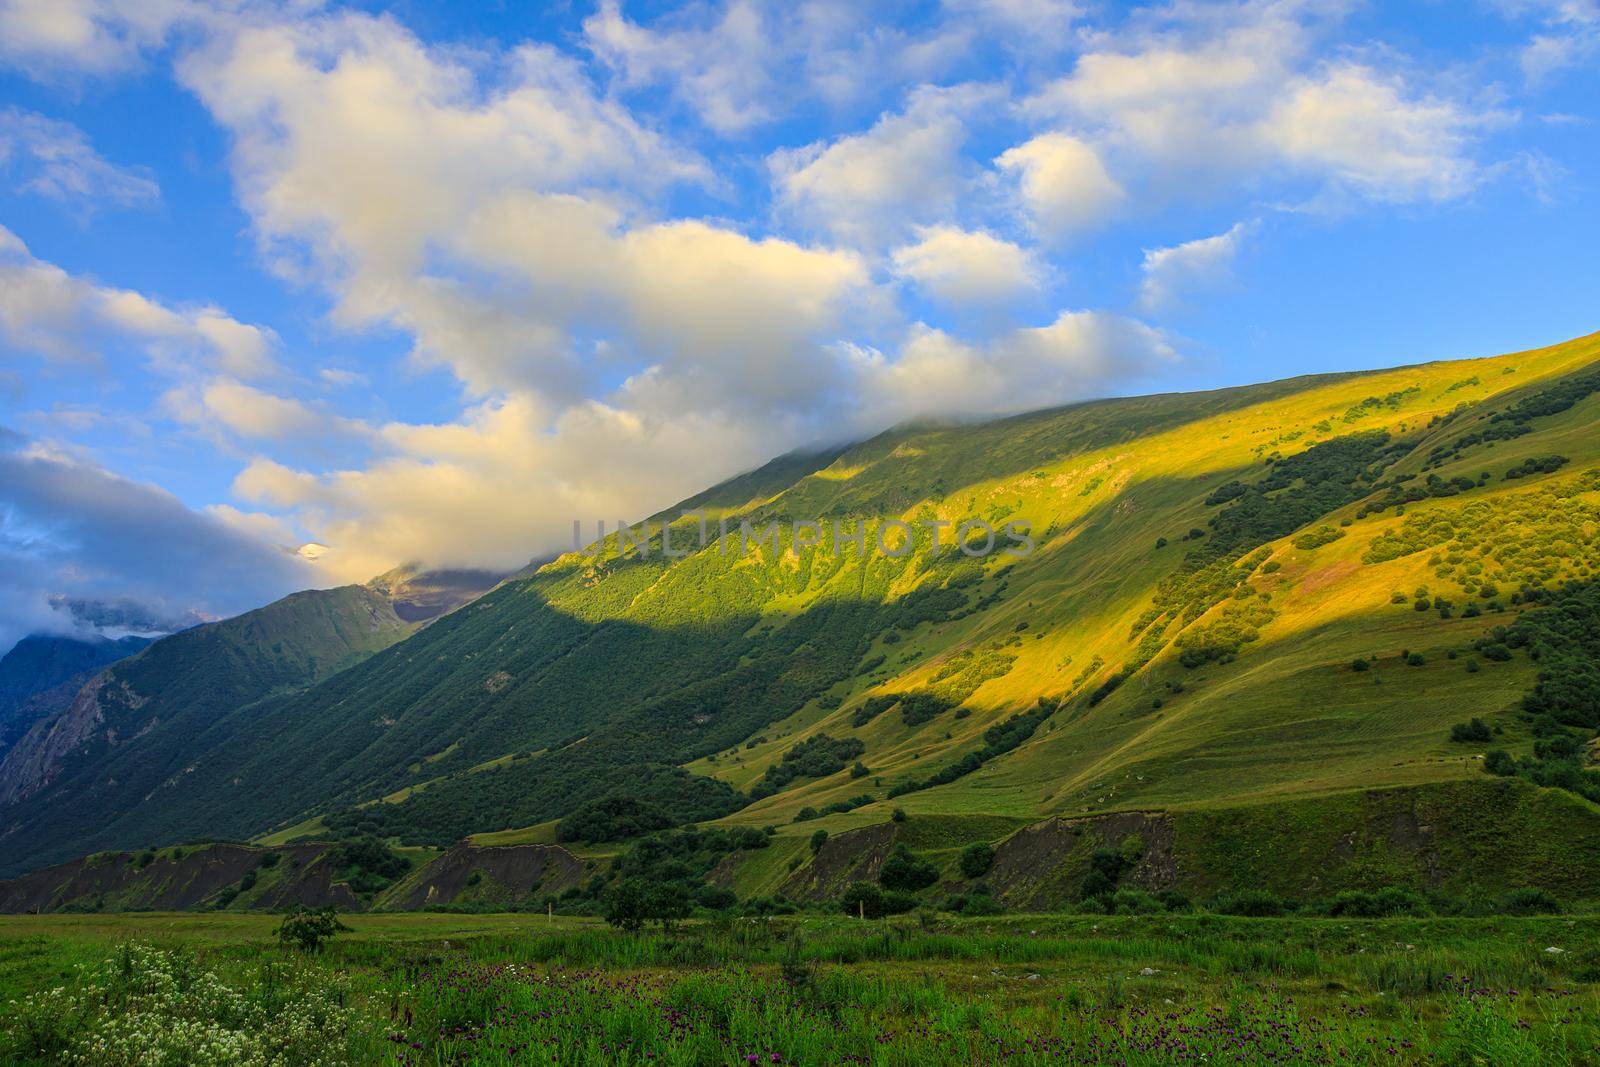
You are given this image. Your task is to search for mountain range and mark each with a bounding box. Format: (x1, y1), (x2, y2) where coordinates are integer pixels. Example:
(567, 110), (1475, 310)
(3, 330), (1599, 910)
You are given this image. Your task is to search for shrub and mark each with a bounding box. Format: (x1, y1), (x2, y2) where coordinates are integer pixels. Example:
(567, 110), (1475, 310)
(878, 845), (938, 892)
(1450, 718), (1492, 743)
(1210, 890), (1288, 917)
(1110, 889), (1164, 915)
(1483, 749), (1518, 776)
(958, 842), (995, 879)
(694, 885), (737, 911)
(809, 829), (829, 853)
(1118, 834), (1144, 866)
(890, 808), (907, 823)
(603, 877), (653, 932)
(840, 881), (888, 919)
(1406, 652), (1426, 666)
(1324, 887), (1429, 917)
(1351, 658), (1370, 672)
(276, 906), (348, 953)
(1498, 888), (1562, 916)
(557, 796), (675, 843)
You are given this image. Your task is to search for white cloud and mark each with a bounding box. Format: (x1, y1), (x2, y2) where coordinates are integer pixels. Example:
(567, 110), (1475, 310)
(1498, 0), (1600, 82)
(0, 225), (278, 378)
(584, 0), (778, 135)
(0, 0), (207, 78)
(995, 132), (1124, 242)
(1023, 5), (1500, 205)
(891, 225), (1043, 308)
(0, 107), (158, 206)
(1137, 221), (1255, 312)
(769, 85), (991, 248)
(584, 0), (980, 133)
(854, 311), (1176, 423)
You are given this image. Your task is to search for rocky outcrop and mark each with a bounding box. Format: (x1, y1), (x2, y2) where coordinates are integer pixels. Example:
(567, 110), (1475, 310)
(0, 673), (113, 806)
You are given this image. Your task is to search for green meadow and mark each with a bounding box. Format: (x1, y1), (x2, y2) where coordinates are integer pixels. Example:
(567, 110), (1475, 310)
(3, 910), (1598, 1064)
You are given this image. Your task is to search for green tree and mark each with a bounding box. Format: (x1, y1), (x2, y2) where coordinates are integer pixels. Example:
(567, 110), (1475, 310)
(958, 842), (994, 879)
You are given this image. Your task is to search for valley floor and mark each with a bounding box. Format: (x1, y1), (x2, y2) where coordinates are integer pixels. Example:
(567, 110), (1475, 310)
(1, 912), (1596, 1064)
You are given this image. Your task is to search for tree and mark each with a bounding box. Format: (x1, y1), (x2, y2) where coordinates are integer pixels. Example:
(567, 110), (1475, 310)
(878, 845), (938, 892)
(276, 906), (348, 953)
(841, 881), (888, 919)
(647, 882), (692, 932)
(958, 842), (994, 879)
(809, 829), (829, 853)
(603, 877), (653, 932)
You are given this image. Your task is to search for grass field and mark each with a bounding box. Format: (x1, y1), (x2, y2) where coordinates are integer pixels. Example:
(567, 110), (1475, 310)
(2, 911), (1597, 1064)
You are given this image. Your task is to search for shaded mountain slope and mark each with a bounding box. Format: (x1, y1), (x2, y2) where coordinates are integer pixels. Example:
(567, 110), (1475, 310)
(0, 634), (152, 761)
(0, 568), (500, 875)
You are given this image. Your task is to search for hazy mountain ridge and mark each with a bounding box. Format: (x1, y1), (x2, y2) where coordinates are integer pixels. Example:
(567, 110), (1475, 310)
(0, 569), (501, 875)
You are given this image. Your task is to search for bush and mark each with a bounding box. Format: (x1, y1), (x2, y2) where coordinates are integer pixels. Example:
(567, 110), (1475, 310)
(556, 796), (675, 843)
(1498, 888), (1562, 916)
(276, 905), (348, 952)
(890, 808), (907, 823)
(958, 842), (995, 879)
(1483, 749), (1518, 776)
(841, 881), (889, 919)
(1450, 718), (1492, 743)
(1406, 652), (1426, 666)
(1324, 887), (1429, 918)
(1351, 658), (1370, 672)
(809, 829), (829, 853)
(694, 885), (737, 911)
(1110, 889), (1164, 915)
(878, 845), (938, 892)
(1210, 890), (1288, 917)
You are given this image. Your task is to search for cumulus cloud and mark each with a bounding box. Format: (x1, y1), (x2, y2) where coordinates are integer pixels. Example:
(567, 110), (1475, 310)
(0, 107), (159, 206)
(583, 0), (980, 131)
(3, 0), (1524, 596)
(769, 86), (992, 248)
(1024, 4), (1501, 205)
(995, 133), (1124, 242)
(584, 0), (778, 135)
(0, 225), (278, 377)
(1137, 221), (1255, 312)
(0, 0), (209, 78)
(853, 311), (1177, 423)
(0, 428), (316, 655)
(891, 226), (1043, 309)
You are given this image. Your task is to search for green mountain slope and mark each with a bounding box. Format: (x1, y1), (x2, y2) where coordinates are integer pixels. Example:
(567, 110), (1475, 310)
(0, 571), (498, 875)
(4, 330), (1600, 887)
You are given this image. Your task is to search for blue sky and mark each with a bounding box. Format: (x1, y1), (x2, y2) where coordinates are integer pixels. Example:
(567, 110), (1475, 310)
(0, 0), (1596, 650)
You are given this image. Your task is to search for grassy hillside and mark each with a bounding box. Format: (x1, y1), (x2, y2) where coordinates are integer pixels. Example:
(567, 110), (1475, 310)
(5, 330), (1600, 893)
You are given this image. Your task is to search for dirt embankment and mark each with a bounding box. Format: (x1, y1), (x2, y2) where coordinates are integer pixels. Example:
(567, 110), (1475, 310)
(0, 842), (356, 913)
(779, 822), (901, 902)
(388, 843), (584, 909)
(988, 811), (1174, 909)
